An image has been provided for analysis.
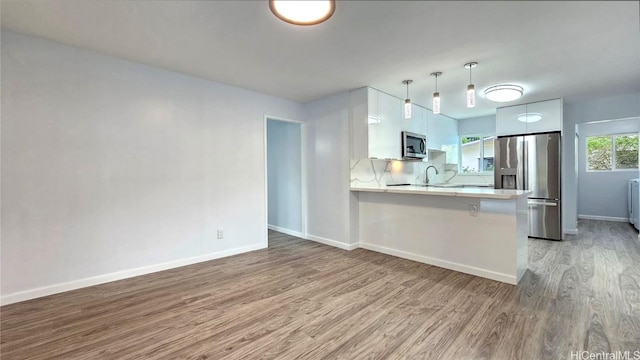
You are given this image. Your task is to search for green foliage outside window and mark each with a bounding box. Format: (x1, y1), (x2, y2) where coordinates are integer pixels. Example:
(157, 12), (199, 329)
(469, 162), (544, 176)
(587, 133), (638, 171)
(461, 136), (480, 144)
(587, 136), (612, 170)
(615, 134), (639, 169)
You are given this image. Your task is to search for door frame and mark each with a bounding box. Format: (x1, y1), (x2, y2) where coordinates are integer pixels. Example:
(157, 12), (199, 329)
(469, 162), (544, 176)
(263, 115), (307, 247)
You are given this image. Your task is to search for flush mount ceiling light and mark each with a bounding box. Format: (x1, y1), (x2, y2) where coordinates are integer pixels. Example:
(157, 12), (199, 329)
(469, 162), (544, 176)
(430, 72), (442, 114)
(402, 80), (413, 119)
(269, 0), (335, 26)
(517, 112), (543, 123)
(484, 84), (523, 102)
(464, 62), (477, 108)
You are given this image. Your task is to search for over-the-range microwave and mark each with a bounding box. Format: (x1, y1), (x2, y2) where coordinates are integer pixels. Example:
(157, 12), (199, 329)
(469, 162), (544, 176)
(401, 131), (426, 159)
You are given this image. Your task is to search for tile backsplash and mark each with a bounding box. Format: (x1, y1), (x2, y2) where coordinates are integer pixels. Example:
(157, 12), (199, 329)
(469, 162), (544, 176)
(350, 159), (450, 187)
(447, 173), (494, 186)
(350, 159), (494, 187)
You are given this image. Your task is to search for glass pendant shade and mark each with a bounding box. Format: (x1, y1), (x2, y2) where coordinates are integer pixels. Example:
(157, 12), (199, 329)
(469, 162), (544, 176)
(430, 72), (442, 115)
(464, 62), (478, 108)
(467, 84), (476, 108)
(404, 99), (412, 119)
(402, 79), (413, 119)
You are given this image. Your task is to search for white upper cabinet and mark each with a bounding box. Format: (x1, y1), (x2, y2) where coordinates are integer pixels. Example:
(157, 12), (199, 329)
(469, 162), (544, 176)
(402, 104), (427, 137)
(496, 99), (563, 136)
(524, 99), (563, 134)
(366, 87), (435, 160)
(368, 88), (403, 159)
(427, 111), (459, 164)
(496, 104), (527, 136)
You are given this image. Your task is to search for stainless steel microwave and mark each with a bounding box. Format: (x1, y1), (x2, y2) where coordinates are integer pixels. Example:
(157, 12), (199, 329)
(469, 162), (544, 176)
(401, 131), (427, 159)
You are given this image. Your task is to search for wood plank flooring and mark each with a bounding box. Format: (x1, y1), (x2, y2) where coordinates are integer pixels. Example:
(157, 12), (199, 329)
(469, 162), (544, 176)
(2, 220), (639, 359)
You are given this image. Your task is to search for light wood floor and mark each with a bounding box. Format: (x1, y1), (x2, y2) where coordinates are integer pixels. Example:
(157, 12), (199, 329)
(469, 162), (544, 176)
(2, 220), (639, 359)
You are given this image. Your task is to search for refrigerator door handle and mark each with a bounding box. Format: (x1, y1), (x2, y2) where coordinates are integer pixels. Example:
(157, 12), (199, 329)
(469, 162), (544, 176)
(522, 139), (528, 191)
(528, 200), (557, 207)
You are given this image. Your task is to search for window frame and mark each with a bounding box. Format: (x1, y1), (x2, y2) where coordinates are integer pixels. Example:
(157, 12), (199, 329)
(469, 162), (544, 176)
(585, 132), (639, 172)
(458, 133), (496, 174)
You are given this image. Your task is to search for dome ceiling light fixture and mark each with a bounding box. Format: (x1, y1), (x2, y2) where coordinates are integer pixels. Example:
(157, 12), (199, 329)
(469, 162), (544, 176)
(484, 84), (524, 102)
(517, 112), (543, 123)
(269, 0), (336, 26)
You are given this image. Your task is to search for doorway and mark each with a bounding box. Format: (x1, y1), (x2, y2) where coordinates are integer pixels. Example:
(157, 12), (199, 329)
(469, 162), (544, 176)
(265, 117), (305, 244)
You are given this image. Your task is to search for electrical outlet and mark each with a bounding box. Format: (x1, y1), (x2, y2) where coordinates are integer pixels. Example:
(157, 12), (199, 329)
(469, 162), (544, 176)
(217, 228), (224, 239)
(468, 204), (479, 217)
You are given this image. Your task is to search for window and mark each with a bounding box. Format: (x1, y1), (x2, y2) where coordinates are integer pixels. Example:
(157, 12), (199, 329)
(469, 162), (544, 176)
(460, 135), (495, 173)
(586, 133), (638, 171)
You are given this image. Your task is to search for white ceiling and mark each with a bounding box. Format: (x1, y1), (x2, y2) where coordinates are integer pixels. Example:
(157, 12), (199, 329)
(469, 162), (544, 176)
(1, 1), (639, 119)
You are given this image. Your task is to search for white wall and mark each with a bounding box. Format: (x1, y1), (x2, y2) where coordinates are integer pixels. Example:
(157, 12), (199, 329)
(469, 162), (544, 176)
(457, 115), (496, 136)
(1, 31), (305, 303)
(304, 92), (353, 248)
(267, 119), (302, 234)
(564, 92), (640, 233)
(577, 118), (639, 220)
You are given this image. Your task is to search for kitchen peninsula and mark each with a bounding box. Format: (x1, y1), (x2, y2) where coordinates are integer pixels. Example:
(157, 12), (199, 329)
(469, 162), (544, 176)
(348, 86), (530, 285)
(351, 184), (530, 285)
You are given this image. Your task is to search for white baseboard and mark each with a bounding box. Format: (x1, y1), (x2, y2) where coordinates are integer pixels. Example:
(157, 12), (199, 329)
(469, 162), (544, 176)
(0, 243), (265, 306)
(267, 224), (304, 239)
(306, 234), (359, 251)
(563, 228), (578, 235)
(578, 215), (629, 222)
(359, 242), (517, 285)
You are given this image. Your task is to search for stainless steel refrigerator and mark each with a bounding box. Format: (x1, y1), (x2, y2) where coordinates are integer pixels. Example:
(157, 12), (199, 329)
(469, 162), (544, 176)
(494, 132), (562, 240)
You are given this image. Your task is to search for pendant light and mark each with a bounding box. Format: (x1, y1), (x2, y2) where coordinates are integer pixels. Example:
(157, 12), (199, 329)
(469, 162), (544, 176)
(402, 80), (413, 119)
(464, 62), (477, 108)
(430, 72), (442, 114)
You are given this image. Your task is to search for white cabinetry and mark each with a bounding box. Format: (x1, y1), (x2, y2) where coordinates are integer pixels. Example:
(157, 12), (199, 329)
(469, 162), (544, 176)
(496, 99), (563, 136)
(496, 104), (526, 136)
(524, 99), (563, 134)
(427, 112), (459, 164)
(367, 87), (447, 160)
(402, 104), (427, 136)
(368, 88), (407, 159)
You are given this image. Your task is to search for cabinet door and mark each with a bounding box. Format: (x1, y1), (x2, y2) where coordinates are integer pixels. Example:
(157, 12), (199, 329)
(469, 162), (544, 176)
(524, 99), (563, 134)
(402, 104), (427, 137)
(496, 104), (527, 136)
(367, 88), (383, 158)
(427, 111), (459, 164)
(368, 90), (402, 159)
(367, 88), (378, 124)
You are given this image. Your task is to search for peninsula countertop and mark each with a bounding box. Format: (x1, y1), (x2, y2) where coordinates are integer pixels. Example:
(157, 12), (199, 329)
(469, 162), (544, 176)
(350, 184), (532, 200)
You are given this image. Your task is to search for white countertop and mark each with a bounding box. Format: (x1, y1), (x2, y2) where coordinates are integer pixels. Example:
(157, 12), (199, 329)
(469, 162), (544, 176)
(350, 184), (531, 200)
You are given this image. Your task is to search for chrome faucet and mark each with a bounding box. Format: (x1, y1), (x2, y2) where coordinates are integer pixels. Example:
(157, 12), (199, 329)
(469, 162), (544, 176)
(425, 165), (440, 184)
